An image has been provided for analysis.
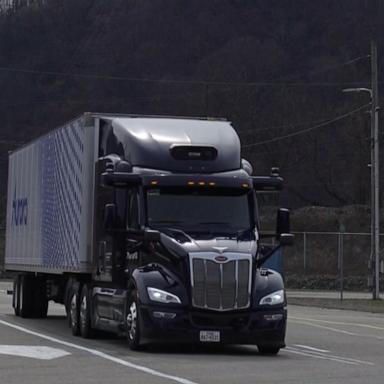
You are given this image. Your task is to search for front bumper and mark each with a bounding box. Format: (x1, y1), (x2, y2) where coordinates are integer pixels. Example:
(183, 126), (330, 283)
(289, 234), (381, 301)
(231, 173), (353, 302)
(138, 305), (287, 347)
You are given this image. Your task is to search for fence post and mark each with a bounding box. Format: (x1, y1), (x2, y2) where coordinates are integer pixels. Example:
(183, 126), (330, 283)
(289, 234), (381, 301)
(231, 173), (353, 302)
(303, 232), (307, 272)
(338, 232), (344, 301)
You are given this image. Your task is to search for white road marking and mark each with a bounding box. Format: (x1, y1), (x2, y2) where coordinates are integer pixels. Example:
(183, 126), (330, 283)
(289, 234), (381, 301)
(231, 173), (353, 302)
(290, 316), (384, 331)
(285, 348), (357, 365)
(293, 344), (330, 353)
(286, 346), (374, 366)
(0, 345), (70, 360)
(291, 320), (384, 340)
(0, 319), (199, 384)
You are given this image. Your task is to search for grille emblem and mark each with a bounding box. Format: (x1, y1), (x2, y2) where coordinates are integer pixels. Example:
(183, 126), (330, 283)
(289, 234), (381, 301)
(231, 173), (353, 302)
(214, 255), (228, 263)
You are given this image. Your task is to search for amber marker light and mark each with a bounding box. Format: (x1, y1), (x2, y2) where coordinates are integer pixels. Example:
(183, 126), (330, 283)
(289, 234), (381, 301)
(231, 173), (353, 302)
(198, 181), (206, 186)
(187, 181), (195, 186)
(150, 181), (158, 186)
(242, 183), (250, 188)
(208, 182), (216, 186)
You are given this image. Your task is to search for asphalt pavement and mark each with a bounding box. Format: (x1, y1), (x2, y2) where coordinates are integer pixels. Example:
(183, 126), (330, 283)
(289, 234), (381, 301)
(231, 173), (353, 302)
(0, 284), (383, 384)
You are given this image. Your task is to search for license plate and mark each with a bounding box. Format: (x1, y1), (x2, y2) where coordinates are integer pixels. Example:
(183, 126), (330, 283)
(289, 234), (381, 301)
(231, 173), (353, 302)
(199, 331), (220, 342)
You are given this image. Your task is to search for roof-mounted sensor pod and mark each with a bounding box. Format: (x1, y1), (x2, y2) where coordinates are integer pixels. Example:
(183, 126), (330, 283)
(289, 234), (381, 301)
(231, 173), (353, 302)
(170, 145), (218, 161)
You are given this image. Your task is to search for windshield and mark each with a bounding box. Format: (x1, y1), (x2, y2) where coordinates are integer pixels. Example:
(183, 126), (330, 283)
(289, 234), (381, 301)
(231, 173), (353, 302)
(146, 187), (253, 236)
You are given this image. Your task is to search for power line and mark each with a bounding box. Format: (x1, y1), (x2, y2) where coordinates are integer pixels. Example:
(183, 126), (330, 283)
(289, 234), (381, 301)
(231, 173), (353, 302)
(241, 103), (371, 149)
(238, 116), (343, 135)
(0, 66), (375, 87)
(273, 55), (370, 82)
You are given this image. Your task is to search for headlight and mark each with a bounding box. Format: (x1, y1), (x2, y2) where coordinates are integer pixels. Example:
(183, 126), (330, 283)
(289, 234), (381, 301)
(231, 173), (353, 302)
(259, 290), (285, 306)
(147, 287), (181, 304)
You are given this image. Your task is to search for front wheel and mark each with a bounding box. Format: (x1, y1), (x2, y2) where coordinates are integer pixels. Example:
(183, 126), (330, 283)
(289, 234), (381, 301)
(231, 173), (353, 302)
(257, 345), (281, 355)
(126, 291), (142, 350)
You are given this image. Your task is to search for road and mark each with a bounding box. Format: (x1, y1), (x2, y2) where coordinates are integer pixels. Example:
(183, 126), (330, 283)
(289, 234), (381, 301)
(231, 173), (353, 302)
(0, 286), (383, 384)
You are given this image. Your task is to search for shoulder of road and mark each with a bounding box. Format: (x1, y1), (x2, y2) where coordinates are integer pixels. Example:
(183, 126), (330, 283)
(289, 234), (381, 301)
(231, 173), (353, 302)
(288, 289), (384, 313)
(1, 280), (383, 314)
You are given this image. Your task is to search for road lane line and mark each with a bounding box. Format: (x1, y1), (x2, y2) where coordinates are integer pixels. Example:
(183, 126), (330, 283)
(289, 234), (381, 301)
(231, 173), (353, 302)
(0, 319), (199, 384)
(293, 344), (330, 353)
(288, 346), (374, 366)
(291, 320), (384, 340)
(290, 316), (384, 331)
(285, 348), (357, 365)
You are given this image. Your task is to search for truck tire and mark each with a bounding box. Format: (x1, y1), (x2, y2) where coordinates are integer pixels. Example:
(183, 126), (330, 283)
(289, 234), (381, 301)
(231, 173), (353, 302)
(12, 276), (20, 316)
(32, 277), (48, 318)
(79, 284), (94, 338)
(257, 345), (280, 355)
(126, 291), (142, 350)
(19, 275), (34, 318)
(69, 282), (81, 336)
(64, 278), (75, 327)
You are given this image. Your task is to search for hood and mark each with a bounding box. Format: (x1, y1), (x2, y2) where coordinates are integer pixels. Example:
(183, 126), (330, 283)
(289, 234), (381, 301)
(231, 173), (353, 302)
(159, 228), (258, 259)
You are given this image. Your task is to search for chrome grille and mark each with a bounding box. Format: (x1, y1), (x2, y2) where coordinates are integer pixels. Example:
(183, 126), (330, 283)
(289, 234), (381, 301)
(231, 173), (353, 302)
(190, 253), (252, 311)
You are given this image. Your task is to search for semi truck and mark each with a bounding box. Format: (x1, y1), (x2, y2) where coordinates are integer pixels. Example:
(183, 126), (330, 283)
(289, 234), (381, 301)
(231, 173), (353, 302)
(5, 113), (293, 354)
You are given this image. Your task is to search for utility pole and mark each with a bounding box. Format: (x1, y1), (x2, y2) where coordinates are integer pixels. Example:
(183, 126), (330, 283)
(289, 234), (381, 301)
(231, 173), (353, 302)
(343, 42), (380, 299)
(371, 40), (380, 299)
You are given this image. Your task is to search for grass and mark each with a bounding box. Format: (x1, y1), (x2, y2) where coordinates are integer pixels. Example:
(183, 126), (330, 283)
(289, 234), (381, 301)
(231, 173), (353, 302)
(288, 297), (384, 313)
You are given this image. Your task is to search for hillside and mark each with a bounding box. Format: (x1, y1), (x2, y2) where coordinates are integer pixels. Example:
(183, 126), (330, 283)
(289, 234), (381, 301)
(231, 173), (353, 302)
(0, 0), (383, 223)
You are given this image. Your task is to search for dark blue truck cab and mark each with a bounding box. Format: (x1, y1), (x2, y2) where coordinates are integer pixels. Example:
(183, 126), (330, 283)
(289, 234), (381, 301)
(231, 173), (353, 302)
(8, 114), (293, 354)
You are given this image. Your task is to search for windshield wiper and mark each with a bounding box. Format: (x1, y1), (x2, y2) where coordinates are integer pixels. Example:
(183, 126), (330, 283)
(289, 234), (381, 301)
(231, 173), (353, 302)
(193, 221), (229, 226)
(150, 220), (185, 225)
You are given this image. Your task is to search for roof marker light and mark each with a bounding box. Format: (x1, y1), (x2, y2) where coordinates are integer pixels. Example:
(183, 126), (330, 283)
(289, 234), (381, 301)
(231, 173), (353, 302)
(187, 181), (195, 186)
(198, 181), (206, 186)
(150, 181), (158, 186)
(242, 183), (250, 188)
(208, 182), (216, 186)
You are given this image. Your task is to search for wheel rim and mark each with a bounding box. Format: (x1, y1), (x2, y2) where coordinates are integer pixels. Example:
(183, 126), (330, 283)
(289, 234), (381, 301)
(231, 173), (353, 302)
(14, 280), (19, 309)
(70, 294), (78, 328)
(127, 302), (137, 341)
(80, 295), (87, 329)
(19, 280), (23, 311)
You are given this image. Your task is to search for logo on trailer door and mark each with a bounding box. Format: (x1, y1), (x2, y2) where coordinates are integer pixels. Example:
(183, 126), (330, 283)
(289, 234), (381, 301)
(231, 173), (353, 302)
(11, 187), (28, 227)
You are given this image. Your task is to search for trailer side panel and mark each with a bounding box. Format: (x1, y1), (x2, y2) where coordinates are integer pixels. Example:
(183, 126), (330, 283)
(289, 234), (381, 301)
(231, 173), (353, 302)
(5, 115), (96, 273)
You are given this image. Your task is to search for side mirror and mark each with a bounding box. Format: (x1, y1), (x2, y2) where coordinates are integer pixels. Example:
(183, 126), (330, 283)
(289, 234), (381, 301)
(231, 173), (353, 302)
(144, 228), (161, 242)
(101, 172), (141, 188)
(279, 233), (294, 246)
(276, 208), (294, 245)
(104, 203), (117, 230)
(252, 176), (283, 192)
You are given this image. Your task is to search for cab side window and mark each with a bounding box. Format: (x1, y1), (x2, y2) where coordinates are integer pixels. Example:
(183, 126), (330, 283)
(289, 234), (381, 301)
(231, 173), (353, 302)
(127, 188), (140, 230)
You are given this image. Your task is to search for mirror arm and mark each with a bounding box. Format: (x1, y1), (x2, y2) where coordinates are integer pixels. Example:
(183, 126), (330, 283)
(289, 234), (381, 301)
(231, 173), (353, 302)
(257, 244), (282, 268)
(259, 232), (276, 239)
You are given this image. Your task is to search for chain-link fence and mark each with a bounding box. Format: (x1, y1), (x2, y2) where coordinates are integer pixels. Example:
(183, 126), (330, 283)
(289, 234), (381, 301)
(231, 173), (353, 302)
(0, 226), (5, 271)
(1, 225), (383, 294)
(284, 231), (384, 294)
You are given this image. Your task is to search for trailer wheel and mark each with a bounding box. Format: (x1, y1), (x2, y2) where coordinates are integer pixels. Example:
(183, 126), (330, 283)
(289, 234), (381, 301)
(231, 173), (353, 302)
(12, 276), (20, 316)
(79, 284), (94, 338)
(64, 278), (74, 327)
(257, 345), (280, 355)
(126, 291), (142, 350)
(32, 277), (48, 318)
(19, 275), (34, 318)
(69, 283), (81, 336)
